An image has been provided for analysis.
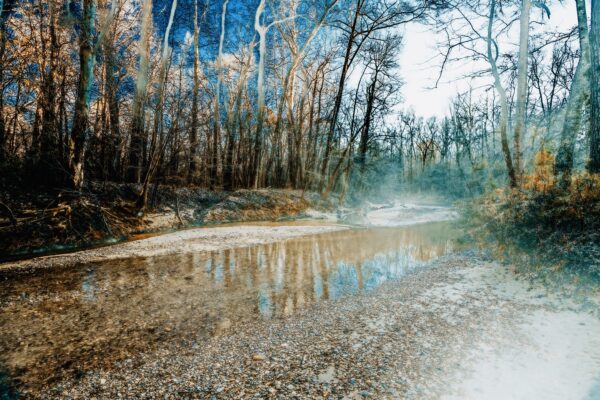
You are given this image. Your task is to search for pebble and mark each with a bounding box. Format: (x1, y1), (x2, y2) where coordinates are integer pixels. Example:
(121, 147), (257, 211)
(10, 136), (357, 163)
(16, 255), (575, 400)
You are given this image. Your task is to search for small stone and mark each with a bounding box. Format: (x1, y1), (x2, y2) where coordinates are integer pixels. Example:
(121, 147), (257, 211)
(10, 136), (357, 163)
(318, 366), (336, 384)
(253, 353), (266, 361)
(100, 378), (106, 385)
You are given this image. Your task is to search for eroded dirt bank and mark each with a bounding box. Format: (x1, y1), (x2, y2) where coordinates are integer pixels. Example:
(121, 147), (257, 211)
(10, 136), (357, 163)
(0, 186), (335, 259)
(10, 254), (599, 400)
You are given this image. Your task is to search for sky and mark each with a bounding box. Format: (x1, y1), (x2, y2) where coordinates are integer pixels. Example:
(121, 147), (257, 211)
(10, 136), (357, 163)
(398, 1), (582, 119)
(153, 0), (583, 120)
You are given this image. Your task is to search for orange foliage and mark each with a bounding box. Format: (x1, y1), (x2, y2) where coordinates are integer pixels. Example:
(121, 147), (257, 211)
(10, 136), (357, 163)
(523, 147), (555, 193)
(569, 173), (600, 203)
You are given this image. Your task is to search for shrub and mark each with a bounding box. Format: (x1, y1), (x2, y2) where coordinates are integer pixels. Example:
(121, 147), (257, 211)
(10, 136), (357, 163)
(465, 169), (600, 280)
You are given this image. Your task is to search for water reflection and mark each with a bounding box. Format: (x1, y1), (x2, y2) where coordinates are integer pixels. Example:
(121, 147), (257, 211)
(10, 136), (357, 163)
(0, 222), (460, 391)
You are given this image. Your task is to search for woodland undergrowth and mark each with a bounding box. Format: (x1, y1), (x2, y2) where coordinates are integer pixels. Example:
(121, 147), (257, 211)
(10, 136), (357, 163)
(464, 149), (600, 283)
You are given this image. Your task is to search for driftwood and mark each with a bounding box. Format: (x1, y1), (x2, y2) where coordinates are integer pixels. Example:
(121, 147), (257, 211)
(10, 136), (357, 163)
(174, 195), (184, 227)
(0, 201), (17, 226)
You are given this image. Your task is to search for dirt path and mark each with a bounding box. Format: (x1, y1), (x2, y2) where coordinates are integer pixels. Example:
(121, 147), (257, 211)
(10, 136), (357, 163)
(40, 254), (600, 400)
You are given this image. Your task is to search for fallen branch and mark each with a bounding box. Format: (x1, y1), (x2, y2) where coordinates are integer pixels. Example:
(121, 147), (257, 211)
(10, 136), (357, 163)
(0, 201), (17, 226)
(174, 195), (184, 227)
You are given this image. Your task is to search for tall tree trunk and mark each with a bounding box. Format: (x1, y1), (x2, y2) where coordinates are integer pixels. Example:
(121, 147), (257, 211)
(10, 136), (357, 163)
(512, 0), (532, 183)
(487, 0), (517, 187)
(40, 3), (60, 172)
(211, 0), (229, 189)
(252, 0), (267, 189)
(589, 0), (600, 172)
(8, 82), (20, 155)
(127, 0), (152, 183)
(105, 39), (121, 180)
(58, 67), (68, 164)
(188, 0), (200, 184)
(305, 67), (321, 189)
(321, 0), (361, 191)
(69, 0), (97, 190)
(555, 0), (590, 185)
(359, 73), (377, 174)
(137, 0), (177, 212)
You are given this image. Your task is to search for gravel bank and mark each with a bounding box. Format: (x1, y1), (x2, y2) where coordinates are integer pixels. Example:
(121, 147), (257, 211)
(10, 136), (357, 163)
(39, 254), (600, 400)
(0, 224), (349, 274)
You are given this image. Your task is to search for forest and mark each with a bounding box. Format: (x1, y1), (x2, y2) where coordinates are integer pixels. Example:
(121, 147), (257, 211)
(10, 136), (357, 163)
(0, 0), (597, 255)
(0, 0), (599, 398)
(0, 0), (594, 202)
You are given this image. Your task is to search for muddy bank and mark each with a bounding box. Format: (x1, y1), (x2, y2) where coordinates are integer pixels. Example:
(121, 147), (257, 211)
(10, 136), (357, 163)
(0, 184), (336, 259)
(23, 254), (600, 399)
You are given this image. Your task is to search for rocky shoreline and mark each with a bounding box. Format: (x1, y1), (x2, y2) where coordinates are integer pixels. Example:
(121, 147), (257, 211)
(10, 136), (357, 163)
(22, 254), (600, 400)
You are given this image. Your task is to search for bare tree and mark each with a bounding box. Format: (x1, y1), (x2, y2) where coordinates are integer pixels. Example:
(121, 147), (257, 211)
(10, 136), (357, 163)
(487, 0), (517, 187)
(589, 0), (600, 173)
(555, 0), (590, 185)
(137, 0), (178, 211)
(512, 0), (532, 182)
(127, 0), (153, 183)
(188, 0), (201, 184)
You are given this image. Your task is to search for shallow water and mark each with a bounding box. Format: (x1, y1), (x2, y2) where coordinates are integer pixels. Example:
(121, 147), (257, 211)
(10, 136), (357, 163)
(0, 221), (461, 391)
